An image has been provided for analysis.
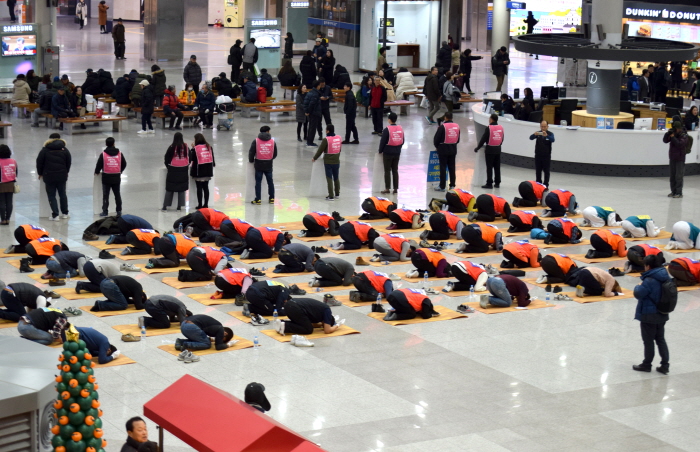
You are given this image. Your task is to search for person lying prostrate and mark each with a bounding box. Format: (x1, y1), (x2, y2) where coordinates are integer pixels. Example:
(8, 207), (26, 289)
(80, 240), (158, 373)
(190, 208), (230, 237)
(185, 246), (228, 280)
(142, 295), (191, 329)
(274, 297), (342, 336)
(512, 181), (548, 208)
(666, 221), (700, 250)
(508, 210), (543, 232)
(0, 281), (49, 322)
(123, 229), (160, 255)
(429, 188), (476, 213)
(75, 327), (120, 364)
(360, 196), (397, 220)
(275, 243), (318, 273)
(543, 218), (582, 244)
(300, 211), (343, 237)
(17, 307), (68, 345)
(240, 227), (292, 260)
(502, 240), (541, 268)
(26, 237), (66, 265)
(542, 189), (578, 218)
(667, 257), (700, 286)
(45, 251), (87, 279)
(93, 275), (146, 312)
(220, 218), (254, 242)
(443, 261), (488, 293)
(105, 214), (153, 244)
(575, 266), (623, 298)
(350, 270), (393, 302)
(621, 215), (660, 238)
(334, 220), (379, 250)
(456, 223), (503, 254)
(481, 274), (531, 308)
(310, 257), (354, 287)
(387, 208), (424, 230)
(8, 224), (48, 253)
(147, 232), (196, 268)
(76, 259), (119, 293)
(468, 194), (511, 223)
(538, 253), (579, 285)
(580, 206), (622, 228)
(177, 314), (234, 351)
(407, 247), (449, 278)
(421, 211), (464, 241)
(371, 234), (414, 262)
(624, 244), (664, 274)
(587, 229), (627, 258)
(244, 280), (289, 316)
(384, 288), (436, 321)
(214, 267), (253, 298)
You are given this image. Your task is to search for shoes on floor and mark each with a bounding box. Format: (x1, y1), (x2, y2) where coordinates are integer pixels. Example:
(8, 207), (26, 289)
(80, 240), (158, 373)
(609, 267), (625, 277)
(120, 263), (140, 272)
(60, 214), (70, 219)
(184, 353), (200, 363)
(632, 364), (652, 372)
(331, 211), (345, 221)
(242, 304), (250, 317)
(249, 267), (266, 276)
(48, 279), (66, 286)
(442, 281), (454, 293)
(656, 366), (669, 375)
(552, 286), (562, 293)
(289, 284), (306, 295)
(82, 232), (99, 241)
(457, 304), (475, 314)
(575, 285), (585, 298)
(251, 199), (261, 205)
(250, 314), (270, 326)
(121, 333), (141, 342)
(323, 294), (342, 306)
(356, 256), (370, 266)
(311, 246), (328, 253)
(292, 335), (314, 347)
(479, 294), (490, 309)
(99, 250), (115, 259)
(388, 273), (401, 281)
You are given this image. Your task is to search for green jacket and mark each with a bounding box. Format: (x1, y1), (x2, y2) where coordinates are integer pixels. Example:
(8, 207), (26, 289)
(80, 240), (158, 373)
(313, 135), (341, 164)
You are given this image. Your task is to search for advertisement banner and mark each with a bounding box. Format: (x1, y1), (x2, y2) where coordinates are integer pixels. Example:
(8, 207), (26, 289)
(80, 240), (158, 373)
(427, 151), (447, 183)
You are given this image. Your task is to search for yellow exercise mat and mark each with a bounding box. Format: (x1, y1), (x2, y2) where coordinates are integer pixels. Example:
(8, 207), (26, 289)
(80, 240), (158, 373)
(565, 289), (634, 304)
(238, 256), (280, 264)
(330, 248), (373, 254)
(343, 216), (387, 223)
(504, 230), (531, 237)
(677, 285), (700, 292)
(6, 259), (43, 269)
(88, 240), (123, 250)
(136, 263), (187, 274)
(112, 324), (181, 337)
(368, 305), (466, 325)
(467, 298), (555, 314)
(188, 293), (238, 306)
(158, 336), (254, 356)
(118, 253), (157, 261)
(373, 226), (426, 234)
(80, 305), (145, 317)
(333, 294), (387, 308)
(368, 260), (410, 267)
(294, 282), (350, 293)
(444, 249), (501, 258)
(652, 244), (698, 254)
(266, 270), (312, 279)
(295, 234), (335, 242)
(26, 273), (86, 282)
(521, 277), (553, 288)
(568, 253), (627, 264)
(441, 289), (483, 298)
(259, 325), (360, 343)
(227, 311), (289, 324)
(396, 272), (450, 283)
(627, 231), (672, 241)
(92, 354), (136, 368)
(260, 221), (306, 230)
(540, 239), (590, 249)
(496, 264), (541, 273)
(0, 319), (16, 329)
(52, 287), (99, 300)
(0, 251), (25, 258)
(161, 277), (212, 289)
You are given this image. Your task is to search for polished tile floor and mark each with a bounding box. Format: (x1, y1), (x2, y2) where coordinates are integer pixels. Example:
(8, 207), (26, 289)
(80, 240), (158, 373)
(0, 18), (698, 452)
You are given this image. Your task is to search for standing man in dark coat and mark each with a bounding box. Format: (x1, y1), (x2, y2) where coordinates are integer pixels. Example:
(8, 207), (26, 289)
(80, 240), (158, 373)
(228, 39), (243, 83)
(474, 114), (504, 189)
(529, 120), (555, 187)
(423, 67), (441, 125)
(664, 121), (688, 198)
(36, 133), (71, 220)
(183, 55), (203, 97)
(303, 80), (323, 147)
(436, 41), (452, 75)
(491, 46), (510, 92)
(111, 18), (126, 60)
(342, 82), (358, 144)
(433, 112), (460, 191)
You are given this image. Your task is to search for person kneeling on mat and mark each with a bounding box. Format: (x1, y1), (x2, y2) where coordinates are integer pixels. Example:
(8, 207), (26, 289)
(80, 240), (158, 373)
(468, 194), (511, 223)
(407, 247), (449, 279)
(421, 210), (464, 242)
(243, 280), (291, 325)
(93, 275), (146, 312)
(621, 215), (660, 238)
(580, 206), (622, 228)
(456, 223), (503, 254)
(245, 382), (271, 413)
(273, 297), (345, 347)
(480, 274), (531, 308)
(190, 208), (229, 237)
(147, 232), (196, 269)
(666, 221), (700, 250)
(105, 214), (153, 244)
(300, 211), (344, 237)
(26, 237), (66, 265)
(141, 295), (191, 329)
(537, 253), (580, 285)
(183, 246), (229, 281)
(310, 257), (354, 287)
(17, 307), (69, 345)
(443, 261), (489, 293)
(334, 220), (379, 250)
(625, 244), (664, 273)
(387, 207), (424, 230)
(6, 224), (48, 254)
(275, 243), (318, 273)
(350, 270), (393, 302)
(122, 228), (160, 256)
(371, 234), (415, 262)
(220, 217), (254, 243)
(429, 188), (476, 213)
(384, 288), (437, 321)
(175, 314), (233, 351)
(667, 257), (700, 286)
(574, 267), (622, 298)
(508, 209), (543, 233)
(540, 218), (582, 245)
(76, 258), (119, 293)
(359, 196), (397, 220)
(502, 240), (541, 268)
(0, 281), (51, 322)
(213, 267), (253, 299)
(512, 181), (548, 208)
(587, 229), (627, 259)
(240, 227), (292, 260)
(541, 189), (579, 218)
(75, 326), (121, 364)
(43, 251), (87, 280)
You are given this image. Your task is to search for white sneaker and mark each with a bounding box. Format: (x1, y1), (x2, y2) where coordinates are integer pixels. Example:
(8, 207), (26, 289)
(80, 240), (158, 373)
(147, 129), (155, 134)
(575, 285), (585, 298)
(240, 249), (250, 259)
(137, 130), (148, 134)
(370, 255), (382, 262)
(479, 294), (490, 309)
(177, 350), (190, 361)
(579, 219), (591, 227)
(290, 335), (298, 346)
(60, 214), (70, 219)
(536, 275), (547, 284)
(623, 261), (632, 273)
(184, 353), (200, 363)
(309, 278), (319, 287)
(405, 269), (419, 278)
(49, 216), (60, 221)
(442, 281), (454, 293)
(333, 314), (340, 323)
(120, 263), (140, 272)
(456, 243), (467, 253)
(336, 318), (345, 327)
(388, 273), (401, 281)
(274, 319), (285, 336)
(292, 336), (314, 347)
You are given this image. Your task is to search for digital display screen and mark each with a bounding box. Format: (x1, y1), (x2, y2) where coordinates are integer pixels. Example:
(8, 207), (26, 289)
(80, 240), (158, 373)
(250, 28), (280, 49)
(626, 20), (700, 43)
(2, 35), (37, 56)
(509, 0), (582, 36)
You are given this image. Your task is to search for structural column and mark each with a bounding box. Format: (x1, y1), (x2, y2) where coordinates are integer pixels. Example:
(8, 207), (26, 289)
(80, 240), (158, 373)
(491, 0), (509, 54)
(587, 0), (623, 115)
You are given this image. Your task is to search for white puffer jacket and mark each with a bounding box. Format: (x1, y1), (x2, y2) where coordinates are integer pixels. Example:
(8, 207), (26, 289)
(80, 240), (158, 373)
(395, 71), (417, 99)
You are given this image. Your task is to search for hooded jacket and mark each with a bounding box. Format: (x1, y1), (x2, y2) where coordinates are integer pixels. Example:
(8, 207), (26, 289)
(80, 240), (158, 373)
(303, 88), (322, 117)
(11, 79), (31, 105)
(436, 43), (452, 70)
(113, 77), (131, 104)
(332, 65), (350, 89)
(81, 72), (102, 95)
(98, 70), (114, 94)
(634, 266), (670, 323)
(183, 61), (202, 86)
(248, 132), (278, 171)
(229, 43), (242, 67)
(299, 55), (317, 87)
(395, 71), (417, 99)
(162, 89), (181, 110)
(241, 81), (258, 103)
(151, 68), (166, 97)
(140, 84), (155, 115)
(663, 129), (688, 162)
(36, 138), (71, 183)
(95, 146), (127, 184)
(130, 73), (149, 100)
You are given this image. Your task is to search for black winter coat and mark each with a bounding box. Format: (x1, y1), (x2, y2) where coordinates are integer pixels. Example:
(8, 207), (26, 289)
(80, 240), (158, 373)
(140, 85), (156, 114)
(164, 145), (190, 192)
(284, 36), (294, 59)
(82, 73), (102, 95)
(277, 69), (298, 88)
(299, 56), (317, 88)
(151, 69), (166, 97)
(95, 146), (127, 184)
(436, 44), (452, 70)
(183, 62), (202, 87)
(332, 66), (351, 89)
(321, 56), (335, 83)
(229, 45), (242, 68)
(36, 139), (71, 183)
(98, 70), (114, 94)
(113, 77), (131, 104)
(189, 145), (215, 178)
(303, 88), (322, 117)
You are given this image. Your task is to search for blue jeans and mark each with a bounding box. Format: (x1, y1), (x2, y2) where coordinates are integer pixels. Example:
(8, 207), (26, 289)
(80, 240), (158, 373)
(97, 278), (128, 311)
(254, 169), (274, 201)
(181, 322), (211, 350)
(44, 180), (68, 217)
(18, 319), (54, 345)
(46, 257), (77, 279)
(486, 277), (512, 307)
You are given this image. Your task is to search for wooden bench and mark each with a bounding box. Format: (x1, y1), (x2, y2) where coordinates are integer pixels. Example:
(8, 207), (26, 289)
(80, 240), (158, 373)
(0, 121), (11, 138)
(238, 100), (294, 118)
(96, 98), (117, 114)
(14, 103), (39, 117)
(153, 110), (198, 128)
(58, 115), (127, 134)
(117, 103), (134, 117)
(280, 86), (299, 100)
(0, 98), (11, 115)
(256, 105), (296, 123)
(385, 100), (414, 116)
(231, 97), (274, 103)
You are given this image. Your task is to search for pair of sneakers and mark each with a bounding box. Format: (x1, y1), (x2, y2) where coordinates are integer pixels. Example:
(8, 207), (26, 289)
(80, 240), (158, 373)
(250, 314), (270, 326)
(120, 263), (140, 272)
(177, 350), (200, 363)
(290, 335), (314, 347)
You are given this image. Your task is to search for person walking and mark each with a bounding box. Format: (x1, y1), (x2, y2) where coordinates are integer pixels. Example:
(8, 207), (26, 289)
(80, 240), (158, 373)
(0, 145), (17, 225)
(242, 38), (258, 74)
(632, 254), (671, 374)
(190, 133), (215, 209)
(434, 111), (460, 192)
(228, 39), (243, 83)
(491, 46), (510, 92)
(183, 55), (202, 97)
(424, 67), (441, 125)
(378, 112), (403, 194)
(283, 32), (294, 60)
(137, 80), (155, 134)
(342, 82), (358, 144)
(438, 72), (459, 124)
(112, 18), (126, 60)
(458, 49), (482, 95)
(303, 80), (323, 147)
(75, 0), (87, 30)
(664, 121), (688, 198)
(295, 85), (308, 142)
(98, 1), (109, 33)
(474, 113), (504, 189)
(94, 137), (126, 217)
(312, 124), (342, 200)
(162, 133), (190, 211)
(7, 0), (16, 23)
(529, 120), (555, 187)
(36, 133), (71, 221)
(249, 126), (277, 204)
(369, 75), (387, 135)
(318, 77), (333, 128)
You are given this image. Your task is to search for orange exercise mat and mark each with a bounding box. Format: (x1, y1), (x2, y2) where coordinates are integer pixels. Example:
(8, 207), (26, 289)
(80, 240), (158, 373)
(88, 240), (123, 250)
(539, 239), (590, 249)
(188, 293), (238, 306)
(0, 250), (25, 258)
(158, 336), (254, 356)
(0, 319), (15, 329)
(333, 294), (388, 308)
(238, 256), (280, 264)
(92, 354), (136, 368)
(52, 287), (99, 300)
(26, 272), (86, 282)
(295, 234), (335, 242)
(627, 230), (672, 241)
(373, 226), (426, 234)
(368, 305), (467, 325)
(228, 311), (289, 324)
(443, 249), (501, 258)
(568, 253), (627, 264)
(80, 305), (145, 317)
(6, 259), (43, 269)
(368, 260), (410, 267)
(343, 216), (388, 223)
(294, 282), (351, 293)
(330, 248), (373, 255)
(652, 244), (699, 254)
(260, 221), (306, 230)
(466, 298), (555, 314)
(259, 325), (360, 343)
(396, 272), (451, 283)
(112, 324), (181, 337)
(136, 263), (187, 274)
(161, 277), (213, 290)
(561, 288), (635, 304)
(118, 252), (158, 261)
(265, 270), (313, 279)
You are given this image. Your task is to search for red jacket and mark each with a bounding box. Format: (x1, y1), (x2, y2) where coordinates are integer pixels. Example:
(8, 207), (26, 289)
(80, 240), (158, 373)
(162, 89), (180, 110)
(369, 85), (386, 109)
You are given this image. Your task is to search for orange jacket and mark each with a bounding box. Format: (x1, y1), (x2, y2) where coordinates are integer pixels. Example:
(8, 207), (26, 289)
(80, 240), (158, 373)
(171, 233), (196, 258)
(20, 224), (49, 241)
(202, 246), (226, 268)
(219, 268), (251, 286)
(28, 237), (62, 256)
(439, 211), (461, 231)
(201, 209), (229, 231)
(504, 240), (541, 267)
(370, 197), (394, 214)
(361, 270), (391, 293)
(308, 211), (332, 228)
(550, 253), (576, 275)
(132, 229), (160, 246)
(382, 233), (407, 253)
(593, 229), (627, 257)
(527, 180), (547, 199)
(350, 221), (373, 242)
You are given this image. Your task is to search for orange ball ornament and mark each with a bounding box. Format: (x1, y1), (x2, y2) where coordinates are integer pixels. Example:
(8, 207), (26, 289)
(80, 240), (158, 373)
(58, 354), (64, 362)
(84, 353), (92, 360)
(91, 399), (100, 409)
(85, 416), (95, 426)
(80, 389), (90, 398)
(53, 400), (63, 410)
(71, 432), (82, 442)
(58, 416), (69, 425)
(98, 409), (103, 417)
(55, 375), (62, 383)
(101, 439), (107, 448)
(80, 366), (89, 373)
(93, 428), (103, 438)
(51, 425), (60, 435)
(90, 361), (96, 368)
(62, 364), (70, 372)
(87, 375), (96, 383)
(69, 403), (80, 413)
(86, 448), (96, 452)
(68, 379), (78, 388)
(55, 447), (66, 452)
(60, 391), (71, 400)
(69, 356), (78, 364)
(94, 384), (99, 390)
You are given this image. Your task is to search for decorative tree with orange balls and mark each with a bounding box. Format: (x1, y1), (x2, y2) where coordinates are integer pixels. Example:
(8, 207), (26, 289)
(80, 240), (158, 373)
(51, 326), (107, 452)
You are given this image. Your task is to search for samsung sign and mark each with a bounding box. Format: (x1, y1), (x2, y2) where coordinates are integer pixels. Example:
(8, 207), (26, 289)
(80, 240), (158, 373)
(623, 2), (700, 24)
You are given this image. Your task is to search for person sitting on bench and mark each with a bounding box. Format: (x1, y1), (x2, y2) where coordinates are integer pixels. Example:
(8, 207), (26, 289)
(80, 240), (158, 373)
(122, 228), (160, 255)
(184, 246), (228, 281)
(214, 267), (252, 299)
(625, 244), (664, 273)
(147, 232), (196, 268)
(176, 314), (233, 351)
(442, 261), (487, 293)
(17, 307), (69, 345)
(407, 247), (449, 278)
(333, 220), (379, 250)
(574, 267), (623, 298)
(621, 215), (660, 238)
(93, 275), (146, 311)
(6, 224), (48, 254)
(105, 214), (153, 244)
(421, 210), (464, 241)
(429, 188), (476, 213)
(275, 243), (318, 273)
(508, 210), (543, 233)
(580, 206), (622, 228)
(75, 326), (120, 364)
(371, 234), (414, 262)
(350, 270), (393, 302)
(141, 295), (191, 329)
(387, 208), (424, 230)
(468, 194), (511, 223)
(0, 281), (50, 322)
(310, 257), (354, 287)
(26, 237), (66, 265)
(502, 240), (541, 268)
(512, 181), (548, 208)
(240, 227), (292, 260)
(538, 253), (580, 285)
(665, 221), (700, 250)
(273, 297), (343, 339)
(300, 211), (344, 237)
(44, 251), (87, 279)
(359, 196), (397, 220)
(76, 259), (119, 293)
(542, 189), (578, 218)
(480, 274), (531, 308)
(456, 223), (503, 254)
(384, 288), (436, 321)
(587, 229), (627, 258)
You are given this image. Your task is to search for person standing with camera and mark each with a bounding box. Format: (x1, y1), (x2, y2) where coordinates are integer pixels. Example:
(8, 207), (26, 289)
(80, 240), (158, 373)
(663, 120), (688, 199)
(529, 120), (555, 188)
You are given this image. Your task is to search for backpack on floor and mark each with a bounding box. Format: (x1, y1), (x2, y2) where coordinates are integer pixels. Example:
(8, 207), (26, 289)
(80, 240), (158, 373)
(257, 87), (267, 103)
(657, 278), (678, 314)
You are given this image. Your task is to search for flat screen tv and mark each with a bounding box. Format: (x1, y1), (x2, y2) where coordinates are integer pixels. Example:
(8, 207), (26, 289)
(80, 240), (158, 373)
(2, 35), (37, 56)
(250, 28), (280, 49)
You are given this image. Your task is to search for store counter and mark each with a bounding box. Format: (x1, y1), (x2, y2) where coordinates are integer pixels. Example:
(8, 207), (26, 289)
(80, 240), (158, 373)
(472, 103), (700, 177)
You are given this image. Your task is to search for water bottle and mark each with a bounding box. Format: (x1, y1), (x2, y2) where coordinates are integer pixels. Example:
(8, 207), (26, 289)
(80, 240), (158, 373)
(376, 293), (382, 305)
(423, 273), (429, 288)
(65, 272), (71, 284)
(178, 223), (183, 233)
(273, 309), (278, 322)
(140, 325), (146, 339)
(546, 290), (551, 303)
(402, 204), (406, 210)
(469, 285), (475, 303)
(261, 266), (267, 272)
(316, 287), (323, 292)
(253, 335), (259, 348)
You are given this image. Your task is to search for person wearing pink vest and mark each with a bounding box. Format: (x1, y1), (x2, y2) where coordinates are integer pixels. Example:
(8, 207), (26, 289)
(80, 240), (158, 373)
(433, 112), (460, 191)
(248, 126), (278, 204)
(189, 133), (216, 209)
(162, 133), (190, 211)
(378, 112), (404, 194)
(94, 137), (126, 218)
(312, 124), (342, 200)
(474, 113), (504, 189)
(0, 144), (17, 224)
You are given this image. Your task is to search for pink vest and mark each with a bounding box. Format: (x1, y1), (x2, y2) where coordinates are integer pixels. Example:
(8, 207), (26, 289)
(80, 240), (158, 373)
(488, 125), (504, 146)
(326, 135), (342, 154)
(255, 138), (275, 160)
(103, 151), (121, 174)
(387, 125), (404, 146)
(195, 144), (213, 164)
(443, 122), (460, 144)
(170, 148), (189, 167)
(0, 158), (17, 183)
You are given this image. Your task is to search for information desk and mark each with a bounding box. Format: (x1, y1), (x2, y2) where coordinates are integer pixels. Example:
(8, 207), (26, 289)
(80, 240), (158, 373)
(472, 103), (699, 177)
(571, 110), (635, 128)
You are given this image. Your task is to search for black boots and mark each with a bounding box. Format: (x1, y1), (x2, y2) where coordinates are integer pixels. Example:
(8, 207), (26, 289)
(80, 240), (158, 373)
(19, 258), (34, 273)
